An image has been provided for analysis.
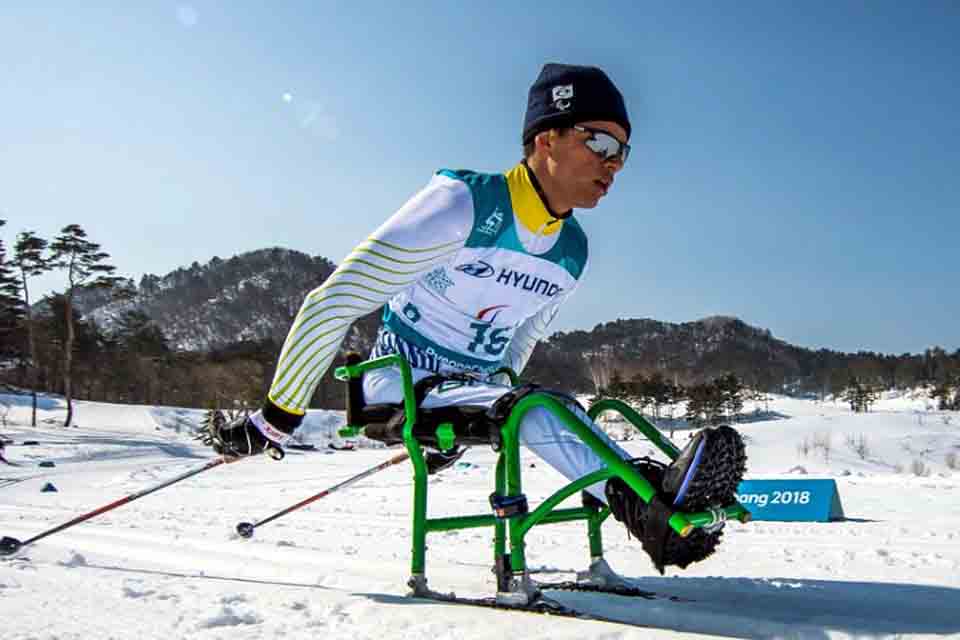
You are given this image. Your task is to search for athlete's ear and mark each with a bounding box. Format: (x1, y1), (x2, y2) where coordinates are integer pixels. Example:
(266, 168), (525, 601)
(533, 129), (555, 154)
(538, 128), (571, 155)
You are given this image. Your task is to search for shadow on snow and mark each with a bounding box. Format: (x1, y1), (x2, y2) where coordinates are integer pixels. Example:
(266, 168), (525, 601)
(361, 575), (960, 638)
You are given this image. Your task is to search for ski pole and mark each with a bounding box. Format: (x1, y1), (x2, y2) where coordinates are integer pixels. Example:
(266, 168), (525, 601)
(0, 456), (227, 556)
(235, 451), (409, 538)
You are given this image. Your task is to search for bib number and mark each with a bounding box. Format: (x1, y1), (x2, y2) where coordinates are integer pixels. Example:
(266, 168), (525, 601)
(467, 322), (511, 356)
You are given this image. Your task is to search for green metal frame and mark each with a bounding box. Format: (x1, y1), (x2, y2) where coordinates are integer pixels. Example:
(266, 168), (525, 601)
(334, 355), (751, 589)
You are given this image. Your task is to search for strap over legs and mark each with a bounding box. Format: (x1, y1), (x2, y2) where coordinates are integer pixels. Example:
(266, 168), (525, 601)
(362, 377), (550, 452)
(359, 373), (489, 449)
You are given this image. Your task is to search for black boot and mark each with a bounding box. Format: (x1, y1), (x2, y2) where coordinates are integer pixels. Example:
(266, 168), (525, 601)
(605, 426), (747, 573)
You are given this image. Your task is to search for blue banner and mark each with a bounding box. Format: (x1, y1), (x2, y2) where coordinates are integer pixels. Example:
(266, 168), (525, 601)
(735, 479), (844, 522)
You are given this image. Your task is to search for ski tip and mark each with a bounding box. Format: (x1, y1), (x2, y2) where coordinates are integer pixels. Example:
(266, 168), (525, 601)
(0, 536), (23, 556)
(235, 522), (255, 539)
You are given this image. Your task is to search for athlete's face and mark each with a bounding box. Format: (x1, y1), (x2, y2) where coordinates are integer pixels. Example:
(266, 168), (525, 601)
(547, 120), (628, 209)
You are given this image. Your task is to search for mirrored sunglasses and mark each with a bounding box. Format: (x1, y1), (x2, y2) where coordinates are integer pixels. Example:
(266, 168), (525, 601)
(572, 125), (630, 164)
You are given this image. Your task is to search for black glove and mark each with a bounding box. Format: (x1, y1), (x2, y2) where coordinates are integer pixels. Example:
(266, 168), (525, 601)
(199, 411), (291, 460)
(424, 446), (467, 475)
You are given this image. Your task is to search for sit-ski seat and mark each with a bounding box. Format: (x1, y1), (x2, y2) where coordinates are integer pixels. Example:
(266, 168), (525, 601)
(334, 352), (751, 605)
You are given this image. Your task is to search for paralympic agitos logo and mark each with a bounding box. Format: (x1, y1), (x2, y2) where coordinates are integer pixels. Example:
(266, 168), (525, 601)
(455, 261), (564, 298)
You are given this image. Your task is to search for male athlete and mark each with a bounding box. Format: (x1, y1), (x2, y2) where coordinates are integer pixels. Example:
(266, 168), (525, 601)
(205, 63), (746, 572)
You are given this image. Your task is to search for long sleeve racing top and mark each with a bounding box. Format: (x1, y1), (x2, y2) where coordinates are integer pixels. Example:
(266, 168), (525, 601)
(264, 162), (590, 428)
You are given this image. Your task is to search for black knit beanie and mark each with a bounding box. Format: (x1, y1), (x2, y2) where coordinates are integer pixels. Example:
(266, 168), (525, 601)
(522, 63), (631, 144)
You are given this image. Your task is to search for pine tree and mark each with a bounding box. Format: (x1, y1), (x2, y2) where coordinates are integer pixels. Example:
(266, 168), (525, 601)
(716, 373), (745, 422)
(685, 382), (725, 427)
(0, 220), (24, 355)
(842, 378), (861, 412)
(606, 370), (630, 401)
(116, 310), (169, 356)
(930, 375), (960, 411)
(842, 377), (878, 413)
(648, 372), (677, 420)
(49, 224), (123, 427)
(12, 230), (51, 426)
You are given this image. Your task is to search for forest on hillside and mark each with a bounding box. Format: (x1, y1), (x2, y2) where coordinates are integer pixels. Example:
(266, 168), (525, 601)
(2, 222), (958, 421)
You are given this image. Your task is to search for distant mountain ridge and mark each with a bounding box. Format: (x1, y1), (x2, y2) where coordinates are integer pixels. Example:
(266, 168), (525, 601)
(526, 315), (813, 390)
(76, 248), (343, 351)
(69, 247), (931, 394)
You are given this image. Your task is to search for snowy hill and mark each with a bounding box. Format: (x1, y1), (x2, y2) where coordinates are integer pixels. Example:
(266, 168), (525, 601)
(73, 248), (349, 351)
(1, 391), (958, 638)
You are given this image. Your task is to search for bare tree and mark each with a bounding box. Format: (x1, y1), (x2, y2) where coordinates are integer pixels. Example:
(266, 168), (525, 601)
(49, 225), (122, 427)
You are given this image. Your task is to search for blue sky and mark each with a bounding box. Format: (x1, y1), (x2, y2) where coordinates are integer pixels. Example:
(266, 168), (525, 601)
(2, 1), (958, 355)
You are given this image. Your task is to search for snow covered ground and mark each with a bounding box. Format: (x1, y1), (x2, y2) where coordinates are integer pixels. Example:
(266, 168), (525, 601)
(1, 391), (959, 639)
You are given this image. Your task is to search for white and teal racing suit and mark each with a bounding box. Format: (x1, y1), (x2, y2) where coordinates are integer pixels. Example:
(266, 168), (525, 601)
(266, 161), (629, 500)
